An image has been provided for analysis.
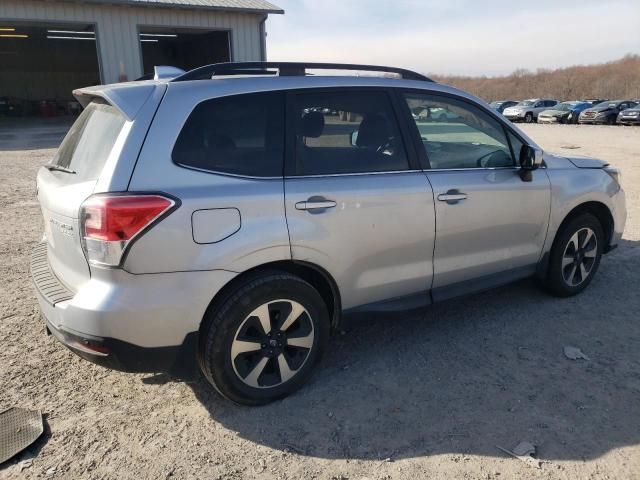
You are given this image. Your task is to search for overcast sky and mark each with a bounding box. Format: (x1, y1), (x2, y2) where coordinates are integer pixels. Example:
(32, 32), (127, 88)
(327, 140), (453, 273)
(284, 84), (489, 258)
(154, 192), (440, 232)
(266, 0), (640, 77)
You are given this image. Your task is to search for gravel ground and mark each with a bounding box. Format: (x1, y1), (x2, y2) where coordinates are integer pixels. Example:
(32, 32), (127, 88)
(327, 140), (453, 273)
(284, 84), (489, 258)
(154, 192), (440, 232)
(1, 120), (639, 480)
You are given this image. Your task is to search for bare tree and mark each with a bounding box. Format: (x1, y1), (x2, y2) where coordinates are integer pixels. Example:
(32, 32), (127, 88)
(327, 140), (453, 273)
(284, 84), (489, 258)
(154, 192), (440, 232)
(431, 54), (640, 101)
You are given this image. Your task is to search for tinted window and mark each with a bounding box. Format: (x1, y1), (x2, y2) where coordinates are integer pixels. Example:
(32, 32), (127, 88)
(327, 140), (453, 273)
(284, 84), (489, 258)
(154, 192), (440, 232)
(173, 92), (284, 177)
(292, 91), (408, 175)
(52, 100), (126, 181)
(404, 93), (515, 169)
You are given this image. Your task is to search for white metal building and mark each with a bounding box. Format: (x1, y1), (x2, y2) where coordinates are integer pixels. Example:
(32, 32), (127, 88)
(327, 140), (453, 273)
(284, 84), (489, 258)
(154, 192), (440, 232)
(0, 0), (283, 113)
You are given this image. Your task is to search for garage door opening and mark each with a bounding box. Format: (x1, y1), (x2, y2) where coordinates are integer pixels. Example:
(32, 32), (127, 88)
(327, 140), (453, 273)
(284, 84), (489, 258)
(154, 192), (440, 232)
(139, 27), (230, 77)
(0, 22), (100, 116)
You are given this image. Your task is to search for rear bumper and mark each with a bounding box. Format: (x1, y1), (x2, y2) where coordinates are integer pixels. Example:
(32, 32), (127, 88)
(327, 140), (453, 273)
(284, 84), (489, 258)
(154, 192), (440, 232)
(31, 242), (237, 374)
(43, 313), (198, 374)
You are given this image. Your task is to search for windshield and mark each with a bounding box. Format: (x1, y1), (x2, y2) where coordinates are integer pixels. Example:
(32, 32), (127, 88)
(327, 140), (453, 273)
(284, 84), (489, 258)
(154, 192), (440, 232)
(490, 101), (504, 107)
(594, 101), (619, 109)
(51, 100), (126, 181)
(553, 103), (575, 111)
(517, 100), (536, 107)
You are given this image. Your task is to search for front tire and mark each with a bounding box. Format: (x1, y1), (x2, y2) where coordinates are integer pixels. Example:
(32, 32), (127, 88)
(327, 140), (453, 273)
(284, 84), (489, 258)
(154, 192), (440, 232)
(198, 272), (330, 405)
(524, 112), (534, 123)
(543, 213), (604, 297)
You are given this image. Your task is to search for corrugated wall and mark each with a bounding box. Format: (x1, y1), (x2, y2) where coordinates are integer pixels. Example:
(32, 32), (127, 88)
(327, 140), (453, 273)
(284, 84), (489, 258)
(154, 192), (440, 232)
(0, 0), (265, 83)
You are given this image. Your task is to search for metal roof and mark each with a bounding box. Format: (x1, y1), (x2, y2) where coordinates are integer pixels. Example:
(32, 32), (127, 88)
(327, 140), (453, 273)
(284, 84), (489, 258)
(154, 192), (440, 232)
(67, 0), (284, 14)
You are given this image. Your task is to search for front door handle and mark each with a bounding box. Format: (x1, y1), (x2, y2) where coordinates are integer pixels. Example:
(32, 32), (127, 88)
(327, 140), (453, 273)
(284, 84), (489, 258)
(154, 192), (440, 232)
(438, 190), (468, 204)
(295, 198), (337, 211)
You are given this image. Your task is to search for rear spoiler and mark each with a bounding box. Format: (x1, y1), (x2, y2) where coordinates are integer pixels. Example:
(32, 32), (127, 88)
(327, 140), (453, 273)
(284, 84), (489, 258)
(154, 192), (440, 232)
(154, 66), (186, 80)
(73, 83), (160, 121)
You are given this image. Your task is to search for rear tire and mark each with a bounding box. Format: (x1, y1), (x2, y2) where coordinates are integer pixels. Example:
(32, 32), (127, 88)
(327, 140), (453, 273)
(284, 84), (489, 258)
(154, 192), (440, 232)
(198, 272), (330, 405)
(543, 213), (604, 297)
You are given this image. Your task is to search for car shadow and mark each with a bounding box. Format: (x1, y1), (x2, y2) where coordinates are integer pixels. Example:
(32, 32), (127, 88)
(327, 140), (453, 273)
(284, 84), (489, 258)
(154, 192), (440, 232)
(185, 237), (640, 462)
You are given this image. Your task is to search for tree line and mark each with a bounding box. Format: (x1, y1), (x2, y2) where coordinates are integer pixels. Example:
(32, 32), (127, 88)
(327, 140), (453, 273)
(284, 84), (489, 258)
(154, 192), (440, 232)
(430, 54), (640, 102)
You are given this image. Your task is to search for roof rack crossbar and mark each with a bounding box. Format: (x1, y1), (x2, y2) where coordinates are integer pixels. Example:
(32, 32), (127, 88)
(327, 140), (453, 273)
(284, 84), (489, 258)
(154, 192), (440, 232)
(171, 62), (432, 82)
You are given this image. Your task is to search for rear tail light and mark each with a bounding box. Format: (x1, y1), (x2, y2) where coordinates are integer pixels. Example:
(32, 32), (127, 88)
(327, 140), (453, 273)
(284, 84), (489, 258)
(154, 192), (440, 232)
(79, 194), (177, 267)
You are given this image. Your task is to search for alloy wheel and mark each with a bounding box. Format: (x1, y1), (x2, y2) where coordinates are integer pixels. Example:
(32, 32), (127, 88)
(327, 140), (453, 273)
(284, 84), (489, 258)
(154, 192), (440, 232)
(230, 300), (314, 389)
(562, 227), (598, 287)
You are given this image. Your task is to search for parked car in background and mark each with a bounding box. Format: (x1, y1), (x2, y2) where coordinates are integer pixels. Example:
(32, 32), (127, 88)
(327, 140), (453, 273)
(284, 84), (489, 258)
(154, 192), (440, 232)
(537, 101), (592, 124)
(489, 100), (518, 114)
(0, 96), (22, 116)
(579, 100), (638, 125)
(412, 106), (460, 122)
(503, 99), (559, 123)
(582, 99), (608, 106)
(617, 104), (640, 125)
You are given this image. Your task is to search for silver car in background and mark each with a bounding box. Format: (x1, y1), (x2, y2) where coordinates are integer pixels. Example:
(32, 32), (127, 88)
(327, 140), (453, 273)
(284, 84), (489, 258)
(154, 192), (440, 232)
(32, 62), (626, 405)
(503, 98), (559, 123)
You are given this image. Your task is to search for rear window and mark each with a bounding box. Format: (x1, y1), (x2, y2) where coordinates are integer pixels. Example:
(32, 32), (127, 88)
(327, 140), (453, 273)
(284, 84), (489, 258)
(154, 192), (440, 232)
(51, 100), (126, 181)
(172, 92), (285, 177)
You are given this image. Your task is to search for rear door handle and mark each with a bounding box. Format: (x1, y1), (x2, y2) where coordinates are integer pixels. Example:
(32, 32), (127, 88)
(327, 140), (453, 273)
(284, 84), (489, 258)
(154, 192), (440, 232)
(295, 198), (337, 211)
(438, 190), (468, 204)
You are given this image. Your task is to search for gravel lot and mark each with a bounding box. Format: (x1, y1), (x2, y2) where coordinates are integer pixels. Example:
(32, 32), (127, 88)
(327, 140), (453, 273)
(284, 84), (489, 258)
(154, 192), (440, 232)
(1, 120), (639, 480)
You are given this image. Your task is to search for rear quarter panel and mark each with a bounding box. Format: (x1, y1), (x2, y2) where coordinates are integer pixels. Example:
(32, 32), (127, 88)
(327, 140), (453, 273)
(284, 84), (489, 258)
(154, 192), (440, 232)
(125, 82), (290, 274)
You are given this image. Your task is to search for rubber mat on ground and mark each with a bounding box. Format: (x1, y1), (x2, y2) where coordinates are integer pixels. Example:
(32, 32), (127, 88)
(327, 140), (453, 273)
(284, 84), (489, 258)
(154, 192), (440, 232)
(0, 408), (43, 464)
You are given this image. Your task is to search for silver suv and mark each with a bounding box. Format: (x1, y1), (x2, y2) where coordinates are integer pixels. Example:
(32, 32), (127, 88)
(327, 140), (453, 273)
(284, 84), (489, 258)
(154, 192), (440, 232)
(503, 98), (559, 123)
(32, 62), (626, 405)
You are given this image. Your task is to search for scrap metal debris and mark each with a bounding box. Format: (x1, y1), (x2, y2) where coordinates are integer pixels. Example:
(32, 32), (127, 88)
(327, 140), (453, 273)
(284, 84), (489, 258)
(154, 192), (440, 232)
(497, 441), (541, 469)
(512, 441), (536, 457)
(564, 346), (590, 361)
(0, 408), (44, 464)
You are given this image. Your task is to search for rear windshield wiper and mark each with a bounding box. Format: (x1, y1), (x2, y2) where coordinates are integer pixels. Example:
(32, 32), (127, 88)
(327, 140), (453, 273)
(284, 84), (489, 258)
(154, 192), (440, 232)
(44, 164), (76, 174)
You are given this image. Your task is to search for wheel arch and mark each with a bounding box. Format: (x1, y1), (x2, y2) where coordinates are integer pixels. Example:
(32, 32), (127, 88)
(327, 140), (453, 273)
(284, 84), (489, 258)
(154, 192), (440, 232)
(199, 260), (342, 343)
(555, 201), (615, 250)
(538, 200), (615, 280)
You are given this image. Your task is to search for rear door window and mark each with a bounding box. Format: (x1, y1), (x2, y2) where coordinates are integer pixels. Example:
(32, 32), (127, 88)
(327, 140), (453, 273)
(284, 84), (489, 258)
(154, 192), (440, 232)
(291, 90), (409, 176)
(172, 92), (285, 177)
(52, 100), (126, 181)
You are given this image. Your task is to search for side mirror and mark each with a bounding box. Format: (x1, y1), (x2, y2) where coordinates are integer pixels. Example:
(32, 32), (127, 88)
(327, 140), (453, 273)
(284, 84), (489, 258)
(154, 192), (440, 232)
(519, 145), (543, 182)
(350, 130), (359, 147)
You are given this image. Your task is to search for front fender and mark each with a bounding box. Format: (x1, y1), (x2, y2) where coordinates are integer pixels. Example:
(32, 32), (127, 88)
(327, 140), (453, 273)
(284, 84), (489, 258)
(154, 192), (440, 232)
(543, 165), (624, 255)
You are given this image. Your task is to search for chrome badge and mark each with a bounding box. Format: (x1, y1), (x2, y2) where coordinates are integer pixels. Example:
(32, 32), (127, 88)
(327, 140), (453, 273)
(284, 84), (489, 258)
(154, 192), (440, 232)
(49, 218), (74, 237)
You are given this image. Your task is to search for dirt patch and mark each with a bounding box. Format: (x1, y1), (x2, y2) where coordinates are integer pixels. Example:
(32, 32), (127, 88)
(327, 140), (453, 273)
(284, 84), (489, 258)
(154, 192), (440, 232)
(1, 123), (639, 479)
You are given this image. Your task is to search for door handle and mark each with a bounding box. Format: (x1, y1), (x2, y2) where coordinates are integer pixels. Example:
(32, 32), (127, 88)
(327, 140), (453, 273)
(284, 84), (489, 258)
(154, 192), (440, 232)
(438, 190), (468, 204)
(295, 198), (337, 211)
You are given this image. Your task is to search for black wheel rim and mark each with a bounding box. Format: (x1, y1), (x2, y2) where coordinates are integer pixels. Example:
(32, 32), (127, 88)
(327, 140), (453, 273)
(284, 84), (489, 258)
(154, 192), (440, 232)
(230, 300), (314, 389)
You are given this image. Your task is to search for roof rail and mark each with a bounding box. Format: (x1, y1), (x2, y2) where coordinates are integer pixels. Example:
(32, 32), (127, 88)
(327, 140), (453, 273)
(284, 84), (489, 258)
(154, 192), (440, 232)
(171, 62), (433, 82)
